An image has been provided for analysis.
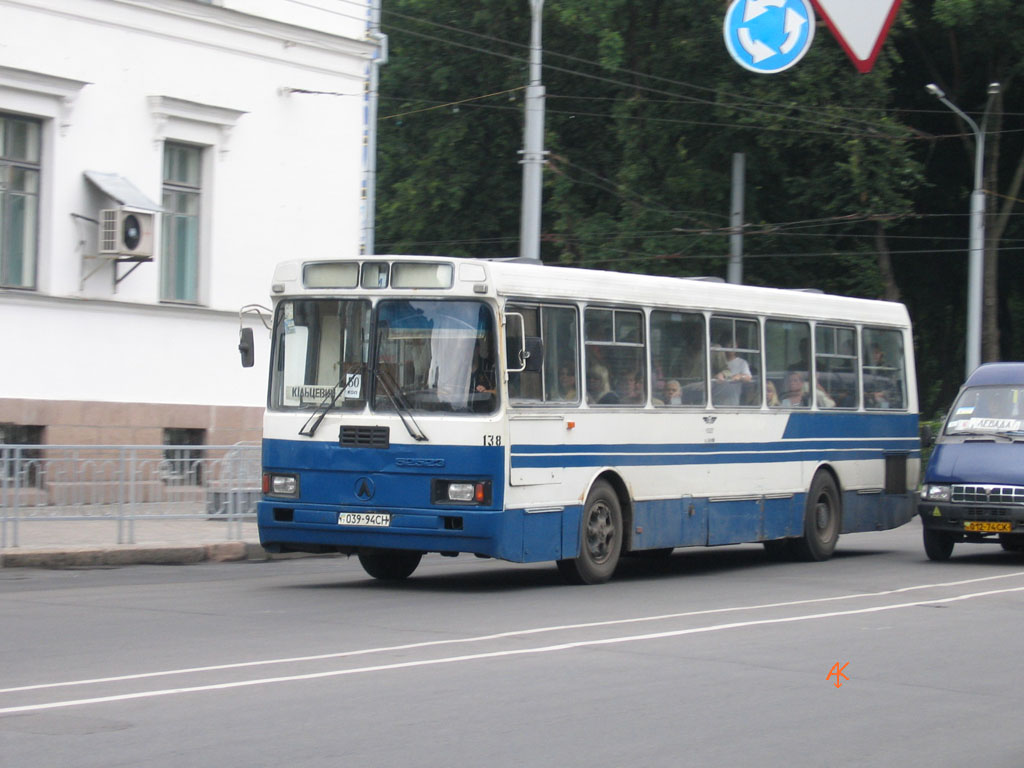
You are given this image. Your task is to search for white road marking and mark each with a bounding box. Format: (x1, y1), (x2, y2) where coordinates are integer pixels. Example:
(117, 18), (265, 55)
(3, 577), (1024, 716)
(3, 570), (1022, 696)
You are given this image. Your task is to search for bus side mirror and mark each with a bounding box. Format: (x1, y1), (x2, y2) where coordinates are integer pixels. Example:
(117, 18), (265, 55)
(523, 337), (544, 372)
(239, 327), (255, 368)
(505, 313), (527, 373)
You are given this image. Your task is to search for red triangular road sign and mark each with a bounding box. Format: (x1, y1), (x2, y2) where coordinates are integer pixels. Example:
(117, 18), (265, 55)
(811, 0), (902, 73)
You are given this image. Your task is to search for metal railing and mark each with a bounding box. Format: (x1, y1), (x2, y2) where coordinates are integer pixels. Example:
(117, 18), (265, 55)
(0, 443), (261, 547)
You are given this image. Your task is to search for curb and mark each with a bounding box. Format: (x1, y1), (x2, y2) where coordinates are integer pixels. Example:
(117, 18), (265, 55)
(0, 542), (337, 569)
(1, 541), (262, 569)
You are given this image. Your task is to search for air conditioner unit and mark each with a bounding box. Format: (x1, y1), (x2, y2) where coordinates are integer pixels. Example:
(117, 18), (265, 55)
(99, 208), (155, 259)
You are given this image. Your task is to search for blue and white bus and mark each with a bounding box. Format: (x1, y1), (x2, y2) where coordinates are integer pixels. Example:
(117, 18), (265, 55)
(248, 256), (920, 583)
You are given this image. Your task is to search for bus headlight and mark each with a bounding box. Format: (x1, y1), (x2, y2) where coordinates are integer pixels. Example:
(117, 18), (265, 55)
(432, 479), (492, 505)
(264, 472), (299, 498)
(922, 484), (951, 502)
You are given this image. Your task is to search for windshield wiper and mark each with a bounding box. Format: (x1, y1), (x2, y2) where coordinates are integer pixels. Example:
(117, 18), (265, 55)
(298, 376), (349, 437)
(375, 368), (429, 442)
(953, 429), (1014, 442)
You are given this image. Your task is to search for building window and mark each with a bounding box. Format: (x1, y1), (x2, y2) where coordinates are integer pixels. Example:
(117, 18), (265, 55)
(162, 428), (205, 486)
(0, 423), (43, 483)
(161, 142), (202, 302)
(0, 114), (41, 289)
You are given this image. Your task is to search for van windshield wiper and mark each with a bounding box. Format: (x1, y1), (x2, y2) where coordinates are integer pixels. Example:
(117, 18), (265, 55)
(953, 429), (1014, 442)
(375, 368), (429, 442)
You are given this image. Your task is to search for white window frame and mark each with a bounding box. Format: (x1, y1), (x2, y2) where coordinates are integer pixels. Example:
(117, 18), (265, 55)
(148, 96), (246, 306)
(0, 66), (89, 292)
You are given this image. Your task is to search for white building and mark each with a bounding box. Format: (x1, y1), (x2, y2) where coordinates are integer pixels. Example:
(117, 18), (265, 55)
(0, 0), (378, 448)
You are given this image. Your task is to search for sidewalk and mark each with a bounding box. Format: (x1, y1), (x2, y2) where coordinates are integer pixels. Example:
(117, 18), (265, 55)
(0, 517), (273, 569)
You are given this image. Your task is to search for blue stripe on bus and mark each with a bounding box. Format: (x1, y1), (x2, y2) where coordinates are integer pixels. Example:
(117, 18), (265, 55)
(510, 412), (919, 468)
(510, 448), (914, 469)
(781, 411), (919, 439)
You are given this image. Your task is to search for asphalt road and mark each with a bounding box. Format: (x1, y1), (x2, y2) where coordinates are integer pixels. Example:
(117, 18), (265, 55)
(3, 519), (1023, 768)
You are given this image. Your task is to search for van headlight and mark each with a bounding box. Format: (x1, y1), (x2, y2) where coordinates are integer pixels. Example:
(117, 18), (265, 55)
(922, 484), (951, 502)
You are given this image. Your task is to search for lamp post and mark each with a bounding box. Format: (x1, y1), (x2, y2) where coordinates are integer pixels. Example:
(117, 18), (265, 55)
(926, 82), (1000, 378)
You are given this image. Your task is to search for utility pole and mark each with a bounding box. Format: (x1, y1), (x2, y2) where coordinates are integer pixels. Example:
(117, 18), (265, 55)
(728, 152), (745, 284)
(518, 0), (546, 262)
(361, 0), (387, 256)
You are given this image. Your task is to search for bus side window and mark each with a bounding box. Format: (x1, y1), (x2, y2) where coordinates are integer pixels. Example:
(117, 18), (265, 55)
(651, 310), (706, 406)
(543, 305), (579, 404)
(507, 303), (579, 405)
(862, 327), (906, 410)
(585, 307), (646, 406)
(507, 305), (542, 401)
(710, 316), (761, 408)
(765, 319), (810, 408)
(815, 325), (857, 409)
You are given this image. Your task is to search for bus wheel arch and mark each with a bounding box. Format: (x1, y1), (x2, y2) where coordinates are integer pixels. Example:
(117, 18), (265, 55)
(557, 472), (628, 584)
(792, 467), (842, 562)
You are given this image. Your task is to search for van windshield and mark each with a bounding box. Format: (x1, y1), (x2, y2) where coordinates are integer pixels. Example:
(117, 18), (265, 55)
(945, 385), (1024, 436)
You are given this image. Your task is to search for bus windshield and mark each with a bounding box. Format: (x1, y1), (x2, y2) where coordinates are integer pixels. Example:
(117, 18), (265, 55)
(269, 298), (498, 415)
(374, 300), (498, 414)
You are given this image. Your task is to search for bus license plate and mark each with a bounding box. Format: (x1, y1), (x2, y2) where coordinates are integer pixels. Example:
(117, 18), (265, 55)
(964, 521), (1011, 533)
(338, 512), (391, 528)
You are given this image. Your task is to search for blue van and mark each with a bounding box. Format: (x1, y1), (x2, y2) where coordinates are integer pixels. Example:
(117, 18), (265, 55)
(919, 362), (1024, 560)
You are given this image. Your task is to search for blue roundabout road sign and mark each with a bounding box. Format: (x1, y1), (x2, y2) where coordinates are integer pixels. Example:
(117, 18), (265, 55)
(723, 0), (816, 74)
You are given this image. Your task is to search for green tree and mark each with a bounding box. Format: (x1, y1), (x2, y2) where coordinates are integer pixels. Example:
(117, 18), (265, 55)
(374, 0), (1023, 418)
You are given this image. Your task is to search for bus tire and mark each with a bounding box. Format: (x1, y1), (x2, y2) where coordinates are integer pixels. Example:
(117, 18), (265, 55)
(358, 549), (422, 580)
(792, 472), (841, 562)
(923, 528), (955, 561)
(556, 480), (623, 585)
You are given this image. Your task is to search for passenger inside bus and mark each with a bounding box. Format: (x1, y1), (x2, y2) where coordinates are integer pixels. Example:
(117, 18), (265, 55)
(587, 363), (619, 404)
(470, 335), (495, 393)
(614, 368), (645, 404)
(780, 371), (807, 407)
(662, 379), (683, 405)
(556, 363), (578, 401)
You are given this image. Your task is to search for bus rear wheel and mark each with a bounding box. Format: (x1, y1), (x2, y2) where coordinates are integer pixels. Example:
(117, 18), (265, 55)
(792, 472), (841, 561)
(557, 480), (623, 585)
(358, 549), (422, 580)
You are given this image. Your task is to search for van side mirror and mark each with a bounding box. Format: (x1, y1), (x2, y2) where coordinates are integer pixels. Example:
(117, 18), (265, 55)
(239, 327), (255, 368)
(920, 423), (934, 447)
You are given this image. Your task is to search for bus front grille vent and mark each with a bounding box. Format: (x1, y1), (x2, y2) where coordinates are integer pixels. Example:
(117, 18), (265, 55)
(339, 426), (390, 449)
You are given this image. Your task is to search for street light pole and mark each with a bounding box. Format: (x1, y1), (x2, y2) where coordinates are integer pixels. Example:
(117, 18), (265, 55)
(926, 82), (1000, 378)
(519, 0), (546, 262)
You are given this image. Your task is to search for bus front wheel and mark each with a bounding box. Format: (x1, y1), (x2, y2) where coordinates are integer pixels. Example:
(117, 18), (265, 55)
(358, 549), (422, 580)
(557, 480), (623, 585)
(792, 472), (841, 561)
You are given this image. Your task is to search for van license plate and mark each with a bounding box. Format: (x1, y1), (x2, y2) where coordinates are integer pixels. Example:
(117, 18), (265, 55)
(338, 512), (391, 527)
(964, 521), (1011, 533)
